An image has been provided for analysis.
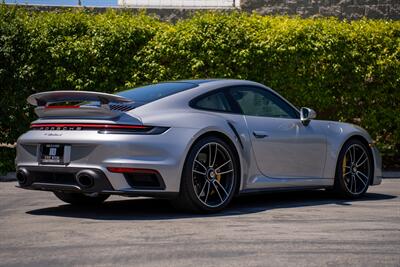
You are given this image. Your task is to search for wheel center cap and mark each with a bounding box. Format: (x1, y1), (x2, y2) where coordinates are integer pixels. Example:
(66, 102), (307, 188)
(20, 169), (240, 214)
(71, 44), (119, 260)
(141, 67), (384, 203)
(209, 171), (215, 178)
(207, 169), (216, 180)
(352, 167), (357, 173)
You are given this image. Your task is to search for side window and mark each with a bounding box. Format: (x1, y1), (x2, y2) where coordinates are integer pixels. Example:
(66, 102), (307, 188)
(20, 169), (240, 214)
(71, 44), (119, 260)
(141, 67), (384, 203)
(229, 87), (298, 118)
(192, 91), (232, 112)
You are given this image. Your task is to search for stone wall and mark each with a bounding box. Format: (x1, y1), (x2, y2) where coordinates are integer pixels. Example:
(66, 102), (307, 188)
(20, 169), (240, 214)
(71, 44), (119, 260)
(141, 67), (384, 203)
(9, 5), (230, 22)
(8, 1), (400, 20)
(240, 0), (400, 20)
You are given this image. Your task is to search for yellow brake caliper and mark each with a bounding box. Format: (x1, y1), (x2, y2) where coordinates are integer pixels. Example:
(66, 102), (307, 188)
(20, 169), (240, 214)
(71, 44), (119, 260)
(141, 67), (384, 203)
(216, 174), (222, 183)
(210, 174), (222, 196)
(342, 154), (347, 178)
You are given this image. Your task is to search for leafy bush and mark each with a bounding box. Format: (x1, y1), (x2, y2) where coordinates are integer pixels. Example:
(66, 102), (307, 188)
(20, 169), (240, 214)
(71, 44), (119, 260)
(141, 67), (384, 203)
(134, 13), (400, 157)
(0, 6), (165, 145)
(0, 6), (399, 173)
(0, 147), (15, 175)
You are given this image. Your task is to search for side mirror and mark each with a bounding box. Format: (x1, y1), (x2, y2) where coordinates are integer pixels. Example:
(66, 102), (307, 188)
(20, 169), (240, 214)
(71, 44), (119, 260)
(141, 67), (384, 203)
(300, 107), (317, 126)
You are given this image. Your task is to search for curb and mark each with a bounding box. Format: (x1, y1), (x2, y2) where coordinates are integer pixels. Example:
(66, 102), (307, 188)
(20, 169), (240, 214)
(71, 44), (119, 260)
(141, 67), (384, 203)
(382, 171), (400, 179)
(0, 172), (16, 182)
(1, 171), (399, 182)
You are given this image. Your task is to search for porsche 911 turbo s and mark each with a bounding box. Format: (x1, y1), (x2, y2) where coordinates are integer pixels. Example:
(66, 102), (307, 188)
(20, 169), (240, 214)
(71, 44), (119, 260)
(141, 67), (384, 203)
(16, 79), (382, 212)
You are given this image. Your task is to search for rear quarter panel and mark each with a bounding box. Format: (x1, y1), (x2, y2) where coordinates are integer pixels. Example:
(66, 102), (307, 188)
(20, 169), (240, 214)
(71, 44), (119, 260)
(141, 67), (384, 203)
(134, 109), (250, 191)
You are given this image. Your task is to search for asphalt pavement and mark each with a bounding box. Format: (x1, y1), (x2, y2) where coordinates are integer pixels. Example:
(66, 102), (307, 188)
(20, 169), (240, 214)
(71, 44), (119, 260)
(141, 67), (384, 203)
(0, 179), (399, 267)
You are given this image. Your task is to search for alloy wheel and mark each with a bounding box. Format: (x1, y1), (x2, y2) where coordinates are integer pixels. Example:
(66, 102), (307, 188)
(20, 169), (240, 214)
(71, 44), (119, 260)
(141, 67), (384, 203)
(342, 143), (371, 195)
(191, 142), (235, 208)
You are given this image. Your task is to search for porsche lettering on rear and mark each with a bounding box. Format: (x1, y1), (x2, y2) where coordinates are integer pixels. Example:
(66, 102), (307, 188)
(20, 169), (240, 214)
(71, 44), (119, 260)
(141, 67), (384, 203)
(38, 126), (82, 131)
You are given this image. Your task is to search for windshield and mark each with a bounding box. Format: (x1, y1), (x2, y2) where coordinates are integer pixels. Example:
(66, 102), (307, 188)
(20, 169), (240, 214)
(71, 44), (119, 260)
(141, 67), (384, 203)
(117, 82), (198, 103)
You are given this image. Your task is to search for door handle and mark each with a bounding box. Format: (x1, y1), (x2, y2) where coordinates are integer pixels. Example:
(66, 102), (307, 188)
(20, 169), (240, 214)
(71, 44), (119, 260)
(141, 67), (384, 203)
(253, 131), (269, 138)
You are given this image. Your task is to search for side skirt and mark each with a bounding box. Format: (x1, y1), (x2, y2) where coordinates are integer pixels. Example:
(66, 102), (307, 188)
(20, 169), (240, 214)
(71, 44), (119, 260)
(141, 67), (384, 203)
(238, 186), (328, 196)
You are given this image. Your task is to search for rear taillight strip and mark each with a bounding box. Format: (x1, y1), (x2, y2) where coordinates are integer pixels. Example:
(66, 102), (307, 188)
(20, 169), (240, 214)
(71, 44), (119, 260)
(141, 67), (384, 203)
(30, 123), (169, 135)
(30, 123), (149, 130)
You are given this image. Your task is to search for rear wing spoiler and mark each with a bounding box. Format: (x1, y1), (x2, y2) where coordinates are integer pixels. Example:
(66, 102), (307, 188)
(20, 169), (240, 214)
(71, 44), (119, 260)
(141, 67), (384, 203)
(27, 91), (132, 119)
(27, 91), (131, 106)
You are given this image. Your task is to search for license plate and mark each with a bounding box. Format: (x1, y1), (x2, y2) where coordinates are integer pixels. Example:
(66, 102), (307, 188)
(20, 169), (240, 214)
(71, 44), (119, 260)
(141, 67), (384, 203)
(40, 144), (65, 164)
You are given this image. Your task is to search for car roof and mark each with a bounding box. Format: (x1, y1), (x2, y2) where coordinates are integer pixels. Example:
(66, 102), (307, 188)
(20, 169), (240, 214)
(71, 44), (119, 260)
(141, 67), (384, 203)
(177, 79), (219, 85)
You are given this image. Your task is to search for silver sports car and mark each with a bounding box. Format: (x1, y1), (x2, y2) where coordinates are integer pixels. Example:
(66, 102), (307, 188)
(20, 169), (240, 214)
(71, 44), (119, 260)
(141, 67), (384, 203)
(16, 79), (382, 212)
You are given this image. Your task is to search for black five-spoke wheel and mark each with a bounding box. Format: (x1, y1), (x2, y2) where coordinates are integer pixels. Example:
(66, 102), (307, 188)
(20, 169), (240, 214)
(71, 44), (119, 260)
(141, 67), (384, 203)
(335, 139), (372, 198)
(172, 136), (238, 213)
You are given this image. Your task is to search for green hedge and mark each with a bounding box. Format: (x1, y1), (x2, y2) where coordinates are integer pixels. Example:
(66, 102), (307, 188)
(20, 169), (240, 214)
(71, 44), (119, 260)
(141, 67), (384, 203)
(0, 6), (165, 146)
(0, 147), (15, 175)
(1, 5), (399, 173)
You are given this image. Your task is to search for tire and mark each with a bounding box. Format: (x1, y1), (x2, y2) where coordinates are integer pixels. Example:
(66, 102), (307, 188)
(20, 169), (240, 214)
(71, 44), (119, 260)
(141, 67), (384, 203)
(171, 136), (239, 213)
(334, 139), (373, 198)
(53, 191), (110, 205)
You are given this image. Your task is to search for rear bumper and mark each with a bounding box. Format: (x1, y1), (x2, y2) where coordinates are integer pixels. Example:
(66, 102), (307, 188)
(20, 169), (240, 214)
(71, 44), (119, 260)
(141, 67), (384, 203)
(16, 165), (178, 198)
(16, 165), (113, 192)
(17, 184), (178, 198)
(16, 127), (198, 196)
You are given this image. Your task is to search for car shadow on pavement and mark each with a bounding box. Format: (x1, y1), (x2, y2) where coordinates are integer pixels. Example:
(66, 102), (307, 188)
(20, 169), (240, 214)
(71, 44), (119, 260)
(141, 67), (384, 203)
(26, 189), (397, 220)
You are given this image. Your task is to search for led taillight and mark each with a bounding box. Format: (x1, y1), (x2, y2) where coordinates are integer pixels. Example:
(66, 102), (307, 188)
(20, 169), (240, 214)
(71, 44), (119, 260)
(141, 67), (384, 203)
(30, 123), (149, 130)
(29, 123), (169, 135)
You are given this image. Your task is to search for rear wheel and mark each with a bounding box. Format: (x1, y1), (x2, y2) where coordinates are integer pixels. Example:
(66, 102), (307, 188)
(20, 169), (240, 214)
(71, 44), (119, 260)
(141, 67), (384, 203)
(172, 136), (238, 213)
(53, 191), (110, 205)
(334, 139), (372, 198)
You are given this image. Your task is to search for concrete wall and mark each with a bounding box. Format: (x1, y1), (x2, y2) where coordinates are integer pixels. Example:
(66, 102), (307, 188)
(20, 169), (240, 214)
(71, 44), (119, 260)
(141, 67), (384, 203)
(241, 0), (400, 20)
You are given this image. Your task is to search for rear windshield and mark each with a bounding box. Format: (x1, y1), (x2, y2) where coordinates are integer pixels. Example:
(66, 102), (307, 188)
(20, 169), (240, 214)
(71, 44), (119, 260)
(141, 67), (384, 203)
(117, 82), (198, 103)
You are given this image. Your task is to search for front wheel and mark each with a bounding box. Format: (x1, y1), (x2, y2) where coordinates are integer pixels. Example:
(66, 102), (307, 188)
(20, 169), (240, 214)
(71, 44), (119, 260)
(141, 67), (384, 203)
(53, 191), (110, 205)
(172, 136), (238, 213)
(334, 139), (373, 198)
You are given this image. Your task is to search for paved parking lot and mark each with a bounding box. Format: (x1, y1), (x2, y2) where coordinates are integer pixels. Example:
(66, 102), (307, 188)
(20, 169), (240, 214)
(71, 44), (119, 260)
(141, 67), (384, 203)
(0, 179), (399, 267)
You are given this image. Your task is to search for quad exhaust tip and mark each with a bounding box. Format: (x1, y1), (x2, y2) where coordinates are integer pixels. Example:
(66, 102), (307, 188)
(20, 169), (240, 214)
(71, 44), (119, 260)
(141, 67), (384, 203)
(16, 168), (30, 186)
(75, 170), (98, 189)
(17, 168), (100, 189)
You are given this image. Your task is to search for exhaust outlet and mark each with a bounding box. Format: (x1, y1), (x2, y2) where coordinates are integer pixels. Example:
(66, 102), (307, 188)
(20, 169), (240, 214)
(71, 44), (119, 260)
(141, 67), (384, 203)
(16, 168), (31, 186)
(75, 170), (98, 189)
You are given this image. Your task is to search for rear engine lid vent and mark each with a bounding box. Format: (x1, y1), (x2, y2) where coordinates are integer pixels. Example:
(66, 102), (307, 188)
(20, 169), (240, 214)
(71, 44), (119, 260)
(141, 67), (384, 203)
(109, 103), (137, 112)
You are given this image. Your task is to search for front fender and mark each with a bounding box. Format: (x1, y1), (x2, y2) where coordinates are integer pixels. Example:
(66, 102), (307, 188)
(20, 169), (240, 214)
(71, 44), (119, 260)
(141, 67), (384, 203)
(323, 121), (382, 184)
